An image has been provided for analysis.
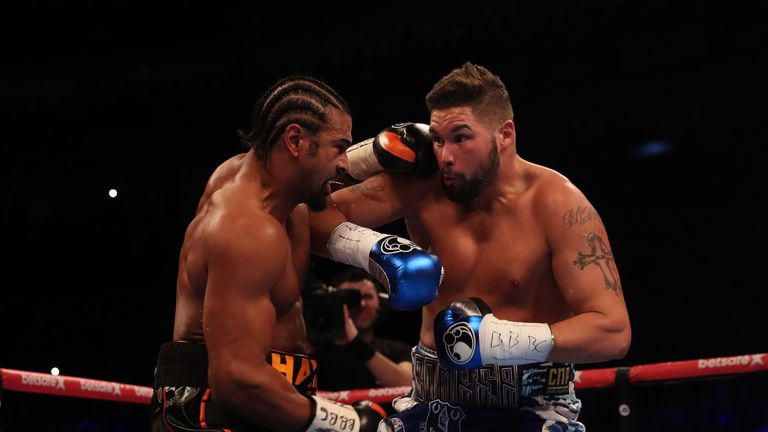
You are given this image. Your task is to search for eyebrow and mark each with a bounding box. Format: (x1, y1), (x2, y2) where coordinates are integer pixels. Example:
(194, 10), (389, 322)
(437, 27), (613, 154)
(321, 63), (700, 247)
(429, 123), (472, 136)
(334, 138), (353, 149)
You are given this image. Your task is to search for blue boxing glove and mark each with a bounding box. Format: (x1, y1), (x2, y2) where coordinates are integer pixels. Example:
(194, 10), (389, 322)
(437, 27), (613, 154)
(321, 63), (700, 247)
(434, 298), (554, 369)
(346, 122), (437, 181)
(327, 222), (443, 310)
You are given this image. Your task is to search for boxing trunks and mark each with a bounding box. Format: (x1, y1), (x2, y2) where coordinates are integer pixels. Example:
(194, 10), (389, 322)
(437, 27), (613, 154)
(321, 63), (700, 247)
(383, 343), (586, 432)
(151, 341), (317, 432)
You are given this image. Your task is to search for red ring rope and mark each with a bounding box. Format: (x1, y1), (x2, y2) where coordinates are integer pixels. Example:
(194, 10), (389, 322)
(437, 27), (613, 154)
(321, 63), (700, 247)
(0, 368), (153, 404)
(2, 353), (764, 405)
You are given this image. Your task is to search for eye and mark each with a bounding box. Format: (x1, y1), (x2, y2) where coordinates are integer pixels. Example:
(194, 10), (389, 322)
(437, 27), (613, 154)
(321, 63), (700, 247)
(432, 137), (444, 147)
(454, 134), (470, 143)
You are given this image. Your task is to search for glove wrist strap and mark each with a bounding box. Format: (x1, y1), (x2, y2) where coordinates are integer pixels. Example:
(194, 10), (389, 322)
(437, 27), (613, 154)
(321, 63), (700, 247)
(346, 138), (382, 181)
(478, 315), (554, 365)
(305, 396), (361, 432)
(327, 222), (387, 271)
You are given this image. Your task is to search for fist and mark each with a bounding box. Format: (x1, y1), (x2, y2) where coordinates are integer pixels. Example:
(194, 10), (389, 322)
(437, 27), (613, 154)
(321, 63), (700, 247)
(434, 298), (491, 369)
(353, 400), (387, 432)
(347, 122), (436, 181)
(372, 123), (436, 175)
(369, 235), (442, 310)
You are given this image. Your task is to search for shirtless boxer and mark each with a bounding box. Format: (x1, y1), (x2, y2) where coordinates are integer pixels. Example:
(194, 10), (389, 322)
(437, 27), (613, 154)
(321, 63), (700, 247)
(310, 63), (631, 431)
(151, 75), (443, 432)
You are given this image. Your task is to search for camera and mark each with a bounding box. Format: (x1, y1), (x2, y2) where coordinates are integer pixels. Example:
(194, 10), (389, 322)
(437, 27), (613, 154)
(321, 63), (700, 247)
(302, 283), (362, 344)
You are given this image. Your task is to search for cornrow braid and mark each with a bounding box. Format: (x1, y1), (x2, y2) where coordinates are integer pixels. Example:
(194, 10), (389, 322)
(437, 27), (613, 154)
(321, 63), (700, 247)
(239, 75), (351, 162)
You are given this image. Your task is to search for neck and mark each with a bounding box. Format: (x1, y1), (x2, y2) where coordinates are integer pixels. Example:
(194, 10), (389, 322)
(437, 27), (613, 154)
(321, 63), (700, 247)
(470, 152), (526, 210)
(246, 150), (302, 222)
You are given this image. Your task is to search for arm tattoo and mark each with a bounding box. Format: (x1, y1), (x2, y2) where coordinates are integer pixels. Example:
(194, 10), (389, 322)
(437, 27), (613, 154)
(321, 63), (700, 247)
(573, 232), (622, 294)
(561, 206), (601, 229)
(348, 175), (388, 194)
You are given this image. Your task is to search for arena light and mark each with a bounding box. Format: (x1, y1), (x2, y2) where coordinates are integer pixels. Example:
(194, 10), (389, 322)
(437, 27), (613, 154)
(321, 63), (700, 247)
(629, 140), (673, 158)
(108, 188), (118, 198)
(50, 367), (60, 376)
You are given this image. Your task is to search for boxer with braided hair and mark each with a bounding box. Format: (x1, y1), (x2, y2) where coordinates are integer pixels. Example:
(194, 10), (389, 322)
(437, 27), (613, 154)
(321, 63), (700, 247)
(151, 75), (442, 432)
(241, 76), (351, 164)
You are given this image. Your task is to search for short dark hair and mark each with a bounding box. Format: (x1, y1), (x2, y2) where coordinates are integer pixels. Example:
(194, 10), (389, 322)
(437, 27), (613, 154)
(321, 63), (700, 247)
(330, 268), (382, 293)
(425, 62), (513, 130)
(239, 75), (351, 163)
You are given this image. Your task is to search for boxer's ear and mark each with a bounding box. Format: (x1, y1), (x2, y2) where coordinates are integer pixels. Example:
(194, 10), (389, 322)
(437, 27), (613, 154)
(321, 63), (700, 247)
(497, 120), (515, 152)
(284, 124), (304, 157)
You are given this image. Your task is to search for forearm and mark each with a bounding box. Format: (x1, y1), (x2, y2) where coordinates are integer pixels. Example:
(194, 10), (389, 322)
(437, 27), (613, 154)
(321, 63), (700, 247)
(211, 366), (313, 431)
(435, 298), (630, 369)
(344, 335), (413, 387)
(548, 312), (631, 364)
(214, 366), (387, 431)
(365, 355), (413, 387)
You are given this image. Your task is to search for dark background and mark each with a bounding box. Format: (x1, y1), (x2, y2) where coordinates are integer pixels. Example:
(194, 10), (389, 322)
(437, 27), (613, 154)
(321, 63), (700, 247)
(2, 0), (767, 429)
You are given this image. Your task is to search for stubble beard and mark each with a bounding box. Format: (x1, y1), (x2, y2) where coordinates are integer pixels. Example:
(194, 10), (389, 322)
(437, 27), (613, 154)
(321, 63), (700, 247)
(441, 138), (500, 203)
(307, 190), (329, 211)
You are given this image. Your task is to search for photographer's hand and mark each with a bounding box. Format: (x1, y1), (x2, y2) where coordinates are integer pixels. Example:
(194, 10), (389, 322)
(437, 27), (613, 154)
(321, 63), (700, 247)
(333, 305), (359, 345)
(332, 307), (413, 388)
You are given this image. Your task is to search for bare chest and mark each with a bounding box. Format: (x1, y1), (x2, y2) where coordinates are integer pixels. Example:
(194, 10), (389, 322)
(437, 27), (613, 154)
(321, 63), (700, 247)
(412, 203), (552, 312)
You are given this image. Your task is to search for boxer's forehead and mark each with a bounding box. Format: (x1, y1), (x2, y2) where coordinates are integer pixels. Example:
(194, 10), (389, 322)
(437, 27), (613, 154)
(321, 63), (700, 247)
(316, 107), (352, 145)
(429, 107), (480, 136)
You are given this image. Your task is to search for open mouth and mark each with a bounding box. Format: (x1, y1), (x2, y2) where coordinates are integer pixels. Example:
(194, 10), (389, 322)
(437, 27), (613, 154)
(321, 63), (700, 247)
(326, 180), (344, 194)
(325, 179), (344, 194)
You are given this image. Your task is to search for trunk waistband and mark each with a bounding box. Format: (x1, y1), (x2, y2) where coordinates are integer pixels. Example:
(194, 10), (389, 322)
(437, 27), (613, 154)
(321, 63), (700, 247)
(153, 341), (318, 397)
(411, 342), (575, 409)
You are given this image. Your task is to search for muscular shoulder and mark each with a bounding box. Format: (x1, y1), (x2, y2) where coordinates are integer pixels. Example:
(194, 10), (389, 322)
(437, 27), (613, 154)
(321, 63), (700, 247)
(529, 165), (600, 230)
(206, 210), (290, 273)
(197, 154), (247, 208)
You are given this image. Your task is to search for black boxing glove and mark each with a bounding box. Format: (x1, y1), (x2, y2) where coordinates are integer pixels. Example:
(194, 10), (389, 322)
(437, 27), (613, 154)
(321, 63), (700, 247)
(305, 396), (386, 432)
(346, 123), (437, 181)
(353, 400), (387, 432)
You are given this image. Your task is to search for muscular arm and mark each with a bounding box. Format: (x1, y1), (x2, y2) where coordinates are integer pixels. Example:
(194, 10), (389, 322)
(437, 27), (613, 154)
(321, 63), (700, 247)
(309, 174), (409, 257)
(540, 180), (632, 364)
(204, 216), (312, 431)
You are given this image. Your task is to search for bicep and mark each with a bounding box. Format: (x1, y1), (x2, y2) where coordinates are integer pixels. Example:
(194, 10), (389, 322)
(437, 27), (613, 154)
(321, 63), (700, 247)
(546, 190), (626, 315)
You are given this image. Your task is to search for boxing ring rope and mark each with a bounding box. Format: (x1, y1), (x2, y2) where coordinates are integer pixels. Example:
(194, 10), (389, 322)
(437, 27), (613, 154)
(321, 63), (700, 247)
(1, 353), (765, 406)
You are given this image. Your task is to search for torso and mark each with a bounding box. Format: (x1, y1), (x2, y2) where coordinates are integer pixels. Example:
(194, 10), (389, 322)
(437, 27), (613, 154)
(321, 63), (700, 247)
(402, 161), (573, 348)
(172, 154), (310, 353)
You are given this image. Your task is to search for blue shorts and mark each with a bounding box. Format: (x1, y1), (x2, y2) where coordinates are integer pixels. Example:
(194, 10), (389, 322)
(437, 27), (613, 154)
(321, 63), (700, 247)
(382, 344), (586, 432)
